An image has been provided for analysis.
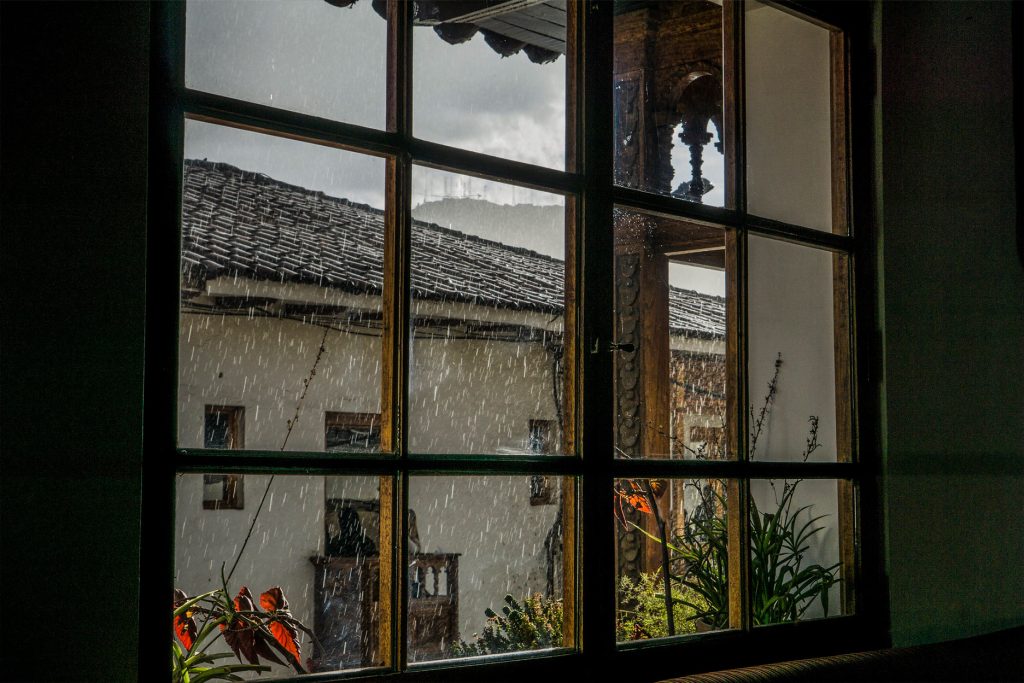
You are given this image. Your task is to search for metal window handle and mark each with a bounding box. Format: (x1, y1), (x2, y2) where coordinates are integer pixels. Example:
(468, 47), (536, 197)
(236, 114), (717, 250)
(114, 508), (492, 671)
(590, 338), (636, 354)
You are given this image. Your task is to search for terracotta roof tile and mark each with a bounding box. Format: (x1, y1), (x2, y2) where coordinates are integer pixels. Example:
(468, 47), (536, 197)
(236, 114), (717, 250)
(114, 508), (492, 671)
(182, 159), (724, 338)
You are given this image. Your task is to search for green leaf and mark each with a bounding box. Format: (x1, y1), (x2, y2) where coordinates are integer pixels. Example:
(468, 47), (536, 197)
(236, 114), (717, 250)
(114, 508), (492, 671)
(190, 664), (270, 683)
(174, 591), (219, 618)
(184, 652), (236, 667)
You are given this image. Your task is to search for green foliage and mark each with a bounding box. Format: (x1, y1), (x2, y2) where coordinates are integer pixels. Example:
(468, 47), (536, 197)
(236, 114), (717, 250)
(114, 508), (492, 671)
(449, 594), (563, 657)
(662, 356), (840, 628)
(748, 480), (841, 624)
(172, 584), (307, 682)
(172, 589), (271, 683)
(616, 571), (702, 641)
(663, 479), (840, 628)
(669, 484), (730, 629)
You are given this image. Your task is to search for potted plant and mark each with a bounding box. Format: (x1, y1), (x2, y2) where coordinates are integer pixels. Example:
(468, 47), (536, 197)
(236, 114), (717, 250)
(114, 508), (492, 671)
(172, 583), (311, 682)
(621, 354), (841, 631)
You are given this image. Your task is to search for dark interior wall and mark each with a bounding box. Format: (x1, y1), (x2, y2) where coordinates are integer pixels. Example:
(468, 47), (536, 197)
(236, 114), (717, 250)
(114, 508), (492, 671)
(878, 1), (1024, 647)
(1, 2), (149, 681)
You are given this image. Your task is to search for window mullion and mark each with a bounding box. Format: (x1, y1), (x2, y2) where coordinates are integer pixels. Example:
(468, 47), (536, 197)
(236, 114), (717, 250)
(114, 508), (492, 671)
(578, 0), (616, 665)
(731, 0), (754, 633)
(383, 0), (413, 672)
(724, 0), (743, 213)
(729, 224), (753, 632)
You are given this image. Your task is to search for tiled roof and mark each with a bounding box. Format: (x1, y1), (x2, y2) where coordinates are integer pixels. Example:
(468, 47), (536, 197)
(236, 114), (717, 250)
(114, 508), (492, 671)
(181, 160), (725, 338)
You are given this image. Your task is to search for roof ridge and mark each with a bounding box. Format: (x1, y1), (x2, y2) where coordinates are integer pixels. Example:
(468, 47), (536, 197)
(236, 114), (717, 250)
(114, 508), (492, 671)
(184, 158), (387, 219)
(185, 158), (566, 265)
(667, 284), (726, 303)
(183, 158), (726, 312)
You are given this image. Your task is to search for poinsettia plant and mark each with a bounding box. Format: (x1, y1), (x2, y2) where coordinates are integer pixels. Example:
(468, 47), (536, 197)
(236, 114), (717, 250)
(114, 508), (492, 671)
(173, 332), (329, 681)
(172, 584), (310, 682)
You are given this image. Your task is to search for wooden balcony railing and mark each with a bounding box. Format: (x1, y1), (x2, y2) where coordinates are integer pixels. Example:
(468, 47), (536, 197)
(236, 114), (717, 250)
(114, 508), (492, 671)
(309, 552), (460, 670)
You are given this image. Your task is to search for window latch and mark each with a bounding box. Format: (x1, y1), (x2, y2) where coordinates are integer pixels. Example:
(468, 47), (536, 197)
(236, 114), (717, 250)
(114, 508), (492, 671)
(590, 338), (635, 354)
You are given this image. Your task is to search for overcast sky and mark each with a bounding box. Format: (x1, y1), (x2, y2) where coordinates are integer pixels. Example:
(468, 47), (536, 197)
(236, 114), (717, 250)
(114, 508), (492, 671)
(183, 0), (724, 295)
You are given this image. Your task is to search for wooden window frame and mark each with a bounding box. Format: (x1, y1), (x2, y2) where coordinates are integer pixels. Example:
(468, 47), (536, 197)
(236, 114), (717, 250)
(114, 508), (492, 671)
(145, 1), (884, 680)
(202, 405), (245, 510)
(325, 411), (382, 453)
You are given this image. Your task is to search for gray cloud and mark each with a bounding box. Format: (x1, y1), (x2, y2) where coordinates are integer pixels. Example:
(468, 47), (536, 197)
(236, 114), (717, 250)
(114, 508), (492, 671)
(183, 0), (724, 295)
(185, 0), (565, 203)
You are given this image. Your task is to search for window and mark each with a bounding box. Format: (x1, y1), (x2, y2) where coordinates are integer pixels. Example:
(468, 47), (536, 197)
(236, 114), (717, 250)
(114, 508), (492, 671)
(529, 420), (558, 504)
(201, 405), (244, 510)
(156, 1), (874, 680)
(326, 412), (382, 453)
(203, 405), (243, 450)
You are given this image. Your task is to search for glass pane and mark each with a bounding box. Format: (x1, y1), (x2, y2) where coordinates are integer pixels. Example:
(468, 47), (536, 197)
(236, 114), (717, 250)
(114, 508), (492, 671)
(745, 2), (836, 232)
(409, 168), (566, 455)
(178, 121), (386, 453)
(408, 475), (567, 662)
(413, 0), (566, 169)
(750, 479), (847, 624)
(186, 0), (386, 128)
(748, 236), (843, 462)
(615, 478), (731, 642)
(174, 474), (383, 675)
(614, 1), (727, 206)
(613, 207), (730, 460)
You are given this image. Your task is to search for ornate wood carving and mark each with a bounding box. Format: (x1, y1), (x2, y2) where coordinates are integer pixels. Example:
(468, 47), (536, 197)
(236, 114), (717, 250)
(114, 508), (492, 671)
(614, 2), (725, 199)
(615, 250), (643, 581)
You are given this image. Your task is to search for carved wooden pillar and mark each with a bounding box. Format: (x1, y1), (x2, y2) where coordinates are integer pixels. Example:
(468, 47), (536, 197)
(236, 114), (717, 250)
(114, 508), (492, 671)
(612, 1), (726, 584)
(673, 74), (721, 201)
(614, 6), (675, 195)
(614, 211), (671, 580)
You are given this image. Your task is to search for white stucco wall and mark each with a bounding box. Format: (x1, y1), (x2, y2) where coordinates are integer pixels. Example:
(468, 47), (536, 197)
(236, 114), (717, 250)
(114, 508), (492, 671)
(747, 234), (843, 619)
(409, 336), (561, 453)
(178, 310), (383, 452)
(747, 235), (838, 463)
(408, 475), (561, 643)
(744, 5), (843, 621)
(176, 307), (563, 672)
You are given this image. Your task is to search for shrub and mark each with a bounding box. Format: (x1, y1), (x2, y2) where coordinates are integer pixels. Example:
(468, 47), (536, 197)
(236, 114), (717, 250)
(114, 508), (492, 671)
(616, 571), (703, 640)
(449, 593), (563, 657)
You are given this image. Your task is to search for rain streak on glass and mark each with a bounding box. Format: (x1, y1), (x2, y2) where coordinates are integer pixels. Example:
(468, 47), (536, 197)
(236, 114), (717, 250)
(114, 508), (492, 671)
(614, 478), (731, 642)
(177, 121), (385, 453)
(612, 207), (729, 461)
(185, 0), (387, 128)
(174, 474), (384, 675)
(409, 167), (566, 455)
(413, 0), (567, 169)
(407, 475), (567, 662)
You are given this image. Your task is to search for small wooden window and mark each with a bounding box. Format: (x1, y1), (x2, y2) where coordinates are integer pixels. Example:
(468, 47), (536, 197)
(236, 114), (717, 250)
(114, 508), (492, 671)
(529, 420), (557, 505)
(202, 405), (244, 510)
(325, 412), (381, 453)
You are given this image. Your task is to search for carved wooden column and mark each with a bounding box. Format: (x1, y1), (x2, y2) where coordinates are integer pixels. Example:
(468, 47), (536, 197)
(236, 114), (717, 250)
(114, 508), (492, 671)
(674, 74), (719, 201)
(612, 1), (726, 583)
(614, 211), (671, 580)
(614, 6), (674, 194)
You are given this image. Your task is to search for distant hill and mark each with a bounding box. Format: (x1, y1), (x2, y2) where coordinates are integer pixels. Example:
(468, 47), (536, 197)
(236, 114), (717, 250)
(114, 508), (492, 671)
(412, 197), (564, 258)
